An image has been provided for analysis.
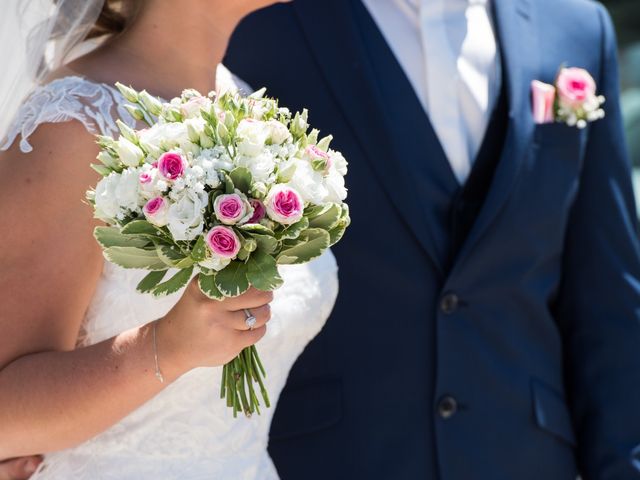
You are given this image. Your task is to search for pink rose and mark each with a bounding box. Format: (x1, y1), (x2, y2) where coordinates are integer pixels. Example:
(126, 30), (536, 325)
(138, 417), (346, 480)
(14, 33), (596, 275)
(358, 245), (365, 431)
(305, 145), (332, 174)
(205, 226), (241, 259)
(139, 172), (152, 184)
(214, 193), (247, 225)
(265, 185), (304, 225)
(556, 67), (596, 108)
(247, 199), (266, 224)
(531, 80), (556, 124)
(143, 196), (169, 226)
(157, 152), (186, 180)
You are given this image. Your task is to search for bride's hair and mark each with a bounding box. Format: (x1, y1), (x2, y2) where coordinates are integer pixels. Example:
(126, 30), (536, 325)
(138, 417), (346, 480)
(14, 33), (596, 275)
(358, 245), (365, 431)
(52, 0), (143, 40)
(87, 0), (143, 39)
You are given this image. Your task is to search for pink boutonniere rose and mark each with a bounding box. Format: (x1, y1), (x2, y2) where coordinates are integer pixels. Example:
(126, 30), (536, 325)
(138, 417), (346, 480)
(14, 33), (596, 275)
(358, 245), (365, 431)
(531, 66), (605, 129)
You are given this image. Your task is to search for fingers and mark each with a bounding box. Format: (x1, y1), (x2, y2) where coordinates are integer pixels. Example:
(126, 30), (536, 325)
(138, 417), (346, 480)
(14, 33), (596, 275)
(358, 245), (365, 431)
(224, 288), (274, 311)
(188, 280), (274, 312)
(231, 304), (271, 331)
(0, 456), (42, 480)
(237, 325), (268, 349)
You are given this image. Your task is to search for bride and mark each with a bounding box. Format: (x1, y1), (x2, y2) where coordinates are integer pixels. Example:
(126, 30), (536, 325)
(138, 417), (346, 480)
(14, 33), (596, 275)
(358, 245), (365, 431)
(0, 0), (338, 478)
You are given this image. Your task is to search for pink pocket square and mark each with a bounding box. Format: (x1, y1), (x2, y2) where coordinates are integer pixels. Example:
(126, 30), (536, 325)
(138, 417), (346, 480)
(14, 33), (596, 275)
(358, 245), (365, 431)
(531, 80), (556, 124)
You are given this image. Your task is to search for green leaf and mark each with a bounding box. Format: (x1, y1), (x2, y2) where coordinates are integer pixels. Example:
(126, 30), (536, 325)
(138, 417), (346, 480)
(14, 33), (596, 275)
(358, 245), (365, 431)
(136, 270), (168, 293)
(247, 251), (283, 291)
(121, 220), (164, 236)
(91, 164), (112, 177)
(175, 256), (195, 269)
(229, 167), (253, 194)
(103, 247), (167, 270)
(328, 204), (350, 246)
(308, 203), (341, 230)
(304, 204), (330, 218)
(277, 228), (330, 265)
(215, 261), (250, 297)
(153, 267), (193, 296)
(223, 172), (235, 194)
(239, 223), (275, 236)
(191, 235), (208, 262)
(250, 233), (279, 254)
(329, 224), (347, 246)
(279, 217), (309, 241)
(94, 227), (149, 249)
(156, 244), (192, 268)
(198, 273), (225, 300)
(316, 135), (333, 151)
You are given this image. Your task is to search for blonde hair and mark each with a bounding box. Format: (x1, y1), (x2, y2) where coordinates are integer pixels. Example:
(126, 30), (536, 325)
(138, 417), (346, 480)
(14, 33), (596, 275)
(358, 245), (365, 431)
(87, 0), (143, 39)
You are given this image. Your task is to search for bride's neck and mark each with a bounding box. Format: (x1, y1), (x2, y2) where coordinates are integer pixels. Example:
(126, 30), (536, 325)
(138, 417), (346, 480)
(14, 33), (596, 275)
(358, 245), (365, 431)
(70, 0), (247, 98)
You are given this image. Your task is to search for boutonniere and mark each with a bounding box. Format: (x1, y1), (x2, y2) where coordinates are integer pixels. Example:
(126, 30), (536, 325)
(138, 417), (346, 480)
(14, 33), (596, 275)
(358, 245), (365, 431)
(531, 67), (605, 128)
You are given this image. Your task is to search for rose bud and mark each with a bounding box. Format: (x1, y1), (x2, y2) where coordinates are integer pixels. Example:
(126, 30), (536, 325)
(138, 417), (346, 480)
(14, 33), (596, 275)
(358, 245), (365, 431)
(265, 185), (304, 225)
(247, 199), (266, 224)
(214, 193), (248, 225)
(556, 67), (597, 109)
(305, 145), (332, 175)
(143, 196), (169, 227)
(157, 152), (186, 180)
(205, 226), (241, 259)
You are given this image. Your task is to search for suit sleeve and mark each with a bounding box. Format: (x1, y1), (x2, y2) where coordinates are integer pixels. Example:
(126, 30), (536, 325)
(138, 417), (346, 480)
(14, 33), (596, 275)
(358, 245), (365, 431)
(556, 4), (640, 479)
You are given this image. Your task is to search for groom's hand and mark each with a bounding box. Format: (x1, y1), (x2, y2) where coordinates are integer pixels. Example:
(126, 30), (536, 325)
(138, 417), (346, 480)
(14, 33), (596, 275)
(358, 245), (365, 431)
(0, 456), (41, 480)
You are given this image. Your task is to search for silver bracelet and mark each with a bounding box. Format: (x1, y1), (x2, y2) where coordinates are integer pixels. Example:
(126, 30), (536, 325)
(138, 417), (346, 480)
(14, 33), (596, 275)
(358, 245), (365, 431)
(152, 321), (165, 384)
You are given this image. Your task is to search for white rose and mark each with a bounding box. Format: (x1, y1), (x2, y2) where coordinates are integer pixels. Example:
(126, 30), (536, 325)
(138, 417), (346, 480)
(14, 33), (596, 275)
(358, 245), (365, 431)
(166, 189), (208, 241)
(323, 170), (348, 203)
(267, 120), (292, 145)
(235, 151), (276, 182)
(236, 119), (270, 157)
(139, 122), (189, 157)
(94, 173), (121, 220)
(328, 151), (348, 176)
(115, 168), (141, 212)
(287, 159), (328, 204)
(115, 137), (144, 167)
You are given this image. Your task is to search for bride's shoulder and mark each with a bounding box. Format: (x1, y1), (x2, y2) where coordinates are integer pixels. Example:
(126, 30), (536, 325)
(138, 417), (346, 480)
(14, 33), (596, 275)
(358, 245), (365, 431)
(1, 74), (133, 154)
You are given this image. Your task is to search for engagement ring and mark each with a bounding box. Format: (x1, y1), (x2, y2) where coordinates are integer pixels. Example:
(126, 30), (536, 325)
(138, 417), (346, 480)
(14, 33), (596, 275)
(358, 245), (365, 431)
(244, 309), (257, 330)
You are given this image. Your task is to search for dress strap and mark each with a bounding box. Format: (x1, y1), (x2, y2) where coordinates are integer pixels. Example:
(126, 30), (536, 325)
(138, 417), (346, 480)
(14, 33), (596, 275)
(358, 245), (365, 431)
(0, 76), (135, 153)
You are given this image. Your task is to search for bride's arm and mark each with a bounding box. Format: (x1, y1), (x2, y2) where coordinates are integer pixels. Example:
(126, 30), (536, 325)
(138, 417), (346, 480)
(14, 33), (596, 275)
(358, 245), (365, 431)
(0, 122), (271, 459)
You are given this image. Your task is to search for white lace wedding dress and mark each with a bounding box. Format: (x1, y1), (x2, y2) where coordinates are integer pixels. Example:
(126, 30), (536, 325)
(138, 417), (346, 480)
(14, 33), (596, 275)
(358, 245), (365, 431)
(1, 67), (339, 479)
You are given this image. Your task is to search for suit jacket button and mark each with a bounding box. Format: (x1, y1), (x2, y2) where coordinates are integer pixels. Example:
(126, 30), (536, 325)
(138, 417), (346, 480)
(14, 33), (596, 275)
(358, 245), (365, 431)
(438, 396), (458, 419)
(440, 293), (459, 314)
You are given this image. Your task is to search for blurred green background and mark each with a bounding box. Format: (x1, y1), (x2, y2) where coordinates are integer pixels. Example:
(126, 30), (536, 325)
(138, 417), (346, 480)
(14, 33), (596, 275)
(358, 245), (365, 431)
(602, 0), (640, 207)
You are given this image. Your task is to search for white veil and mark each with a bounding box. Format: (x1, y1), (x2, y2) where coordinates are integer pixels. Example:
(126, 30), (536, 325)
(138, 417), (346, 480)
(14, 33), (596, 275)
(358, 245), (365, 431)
(0, 0), (104, 141)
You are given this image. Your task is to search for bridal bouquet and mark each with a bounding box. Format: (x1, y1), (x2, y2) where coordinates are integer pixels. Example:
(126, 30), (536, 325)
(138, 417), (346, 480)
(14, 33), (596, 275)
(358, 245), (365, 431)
(86, 84), (350, 417)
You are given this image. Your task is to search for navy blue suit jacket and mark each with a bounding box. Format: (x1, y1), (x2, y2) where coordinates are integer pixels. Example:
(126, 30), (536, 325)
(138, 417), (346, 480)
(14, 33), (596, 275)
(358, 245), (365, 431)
(226, 1), (640, 478)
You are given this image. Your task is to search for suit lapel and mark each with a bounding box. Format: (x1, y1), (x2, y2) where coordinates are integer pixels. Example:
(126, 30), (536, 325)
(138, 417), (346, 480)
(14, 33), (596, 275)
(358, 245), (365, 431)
(449, 0), (538, 273)
(292, 0), (449, 274)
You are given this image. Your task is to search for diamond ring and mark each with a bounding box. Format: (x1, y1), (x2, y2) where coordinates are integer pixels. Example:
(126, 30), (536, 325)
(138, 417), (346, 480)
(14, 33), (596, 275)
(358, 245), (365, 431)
(244, 309), (257, 330)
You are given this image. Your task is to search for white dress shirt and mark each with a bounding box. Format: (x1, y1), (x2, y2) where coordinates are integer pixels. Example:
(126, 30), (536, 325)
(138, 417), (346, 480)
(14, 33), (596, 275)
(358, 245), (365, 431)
(361, 0), (502, 184)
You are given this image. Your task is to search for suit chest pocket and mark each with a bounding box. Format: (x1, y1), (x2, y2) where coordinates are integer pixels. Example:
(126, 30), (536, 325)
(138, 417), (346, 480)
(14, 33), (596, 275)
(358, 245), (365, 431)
(532, 123), (587, 161)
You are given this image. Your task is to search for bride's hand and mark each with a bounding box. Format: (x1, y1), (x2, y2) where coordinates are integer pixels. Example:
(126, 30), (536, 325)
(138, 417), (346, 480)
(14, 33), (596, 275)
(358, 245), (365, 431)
(0, 456), (41, 480)
(157, 278), (273, 374)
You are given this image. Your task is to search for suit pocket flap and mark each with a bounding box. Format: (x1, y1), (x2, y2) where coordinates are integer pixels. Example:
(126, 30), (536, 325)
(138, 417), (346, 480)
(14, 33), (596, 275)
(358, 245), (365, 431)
(534, 123), (584, 147)
(269, 378), (342, 441)
(531, 378), (577, 447)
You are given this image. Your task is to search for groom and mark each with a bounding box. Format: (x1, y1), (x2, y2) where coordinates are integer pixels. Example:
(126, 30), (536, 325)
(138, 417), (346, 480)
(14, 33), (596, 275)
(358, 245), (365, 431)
(225, 0), (640, 479)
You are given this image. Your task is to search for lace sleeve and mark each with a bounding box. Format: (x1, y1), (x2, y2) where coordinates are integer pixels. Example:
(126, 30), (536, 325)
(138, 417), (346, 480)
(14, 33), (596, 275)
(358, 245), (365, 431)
(0, 76), (135, 154)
